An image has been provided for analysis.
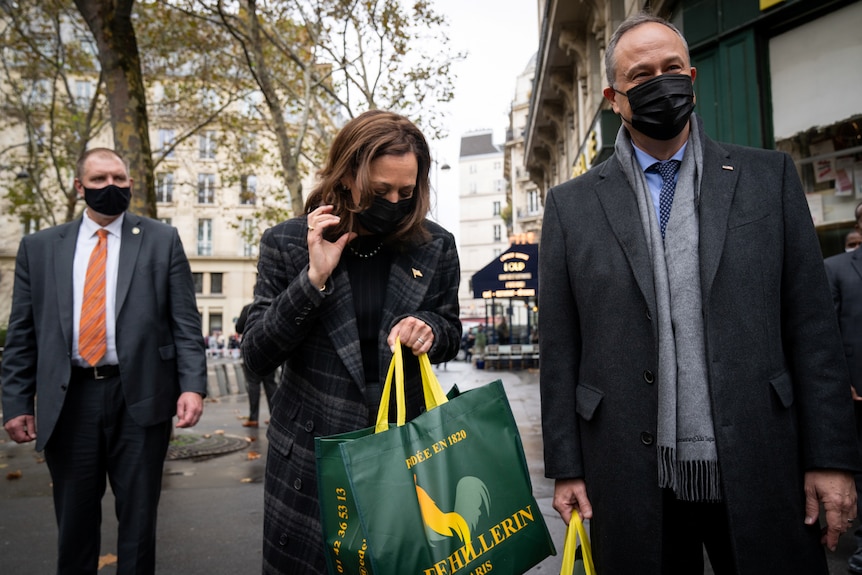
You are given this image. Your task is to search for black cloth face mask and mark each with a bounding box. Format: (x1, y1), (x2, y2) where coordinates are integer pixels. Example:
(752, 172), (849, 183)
(616, 73), (695, 141)
(357, 196), (414, 236)
(83, 184), (131, 216)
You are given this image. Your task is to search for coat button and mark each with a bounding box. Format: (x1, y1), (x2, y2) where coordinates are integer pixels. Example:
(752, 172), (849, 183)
(278, 533), (288, 546)
(61, 385), (67, 391)
(293, 478), (302, 490)
(640, 432), (654, 445)
(304, 420), (314, 432)
(643, 370), (654, 384)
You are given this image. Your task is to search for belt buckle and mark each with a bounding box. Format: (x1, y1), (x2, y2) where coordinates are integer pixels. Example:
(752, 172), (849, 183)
(93, 366), (107, 380)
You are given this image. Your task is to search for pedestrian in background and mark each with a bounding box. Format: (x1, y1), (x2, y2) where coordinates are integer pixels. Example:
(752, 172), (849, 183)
(235, 302), (277, 428)
(825, 201), (862, 575)
(1, 148), (207, 574)
(240, 109), (461, 574)
(539, 12), (859, 574)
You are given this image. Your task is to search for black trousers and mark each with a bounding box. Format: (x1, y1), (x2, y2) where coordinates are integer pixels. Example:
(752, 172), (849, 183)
(242, 364), (277, 422)
(44, 372), (172, 575)
(661, 489), (737, 575)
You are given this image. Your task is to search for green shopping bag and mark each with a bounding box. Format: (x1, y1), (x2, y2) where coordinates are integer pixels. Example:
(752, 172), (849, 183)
(560, 513), (595, 575)
(315, 341), (452, 575)
(317, 340), (555, 575)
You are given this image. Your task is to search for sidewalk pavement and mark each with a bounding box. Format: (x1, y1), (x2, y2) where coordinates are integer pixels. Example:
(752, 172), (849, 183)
(1, 358), (857, 573)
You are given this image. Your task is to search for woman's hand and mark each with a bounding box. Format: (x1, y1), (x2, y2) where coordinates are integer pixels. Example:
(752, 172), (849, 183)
(306, 205), (356, 289)
(388, 316), (433, 355)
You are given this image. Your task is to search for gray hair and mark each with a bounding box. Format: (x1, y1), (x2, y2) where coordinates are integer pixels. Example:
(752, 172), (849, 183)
(605, 12), (690, 89)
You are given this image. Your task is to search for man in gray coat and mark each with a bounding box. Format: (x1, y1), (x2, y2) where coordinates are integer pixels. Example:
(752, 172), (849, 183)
(539, 13), (859, 574)
(1, 148), (207, 574)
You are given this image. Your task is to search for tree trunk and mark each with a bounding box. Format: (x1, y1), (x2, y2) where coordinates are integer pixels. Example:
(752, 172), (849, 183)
(73, 0), (155, 217)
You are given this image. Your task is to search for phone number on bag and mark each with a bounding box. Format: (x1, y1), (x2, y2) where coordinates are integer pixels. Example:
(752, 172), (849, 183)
(330, 487), (370, 574)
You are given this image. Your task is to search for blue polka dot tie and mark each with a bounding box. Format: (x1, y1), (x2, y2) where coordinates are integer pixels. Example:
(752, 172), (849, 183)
(649, 160), (681, 239)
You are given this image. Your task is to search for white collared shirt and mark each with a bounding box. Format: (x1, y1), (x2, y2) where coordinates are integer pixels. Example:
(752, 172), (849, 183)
(72, 210), (124, 367)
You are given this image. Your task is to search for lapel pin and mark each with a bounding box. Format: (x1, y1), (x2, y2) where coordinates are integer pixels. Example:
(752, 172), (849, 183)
(721, 165), (734, 171)
(412, 268), (423, 279)
(132, 227), (141, 234)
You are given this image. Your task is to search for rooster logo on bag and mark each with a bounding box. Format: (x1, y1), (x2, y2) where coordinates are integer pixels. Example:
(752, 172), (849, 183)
(414, 475), (490, 545)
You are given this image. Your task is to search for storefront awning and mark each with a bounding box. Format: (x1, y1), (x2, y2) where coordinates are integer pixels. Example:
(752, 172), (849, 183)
(471, 243), (539, 299)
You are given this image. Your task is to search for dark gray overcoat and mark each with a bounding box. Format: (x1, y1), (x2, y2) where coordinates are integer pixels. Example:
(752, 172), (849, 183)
(241, 216), (461, 574)
(539, 124), (860, 574)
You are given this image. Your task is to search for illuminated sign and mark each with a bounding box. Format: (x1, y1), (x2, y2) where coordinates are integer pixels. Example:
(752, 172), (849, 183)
(471, 243), (539, 299)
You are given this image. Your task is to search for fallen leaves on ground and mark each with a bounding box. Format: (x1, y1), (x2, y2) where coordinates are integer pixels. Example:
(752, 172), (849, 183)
(246, 451), (261, 460)
(245, 436), (256, 443)
(6, 470), (23, 480)
(98, 553), (118, 569)
(214, 429), (225, 435)
(240, 477), (254, 483)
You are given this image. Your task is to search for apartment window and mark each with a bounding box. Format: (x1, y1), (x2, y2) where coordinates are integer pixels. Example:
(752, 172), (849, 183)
(209, 313), (223, 334)
(242, 219), (256, 257)
(75, 80), (92, 107)
(493, 201), (501, 216)
(155, 173), (174, 203)
(210, 273), (223, 294)
(159, 129), (176, 158)
(240, 133), (257, 155)
(470, 181), (477, 194)
(493, 248), (503, 258)
(495, 179), (505, 192)
(493, 224), (502, 241)
(193, 272), (204, 293)
(469, 165), (477, 174)
(159, 217), (172, 226)
(22, 217), (41, 235)
(197, 219), (213, 256)
(240, 175), (257, 205)
(198, 173), (215, 204)
(528, 190), (540, 214)
(199, 130), (217, 159)
(493, 161), (502, 170)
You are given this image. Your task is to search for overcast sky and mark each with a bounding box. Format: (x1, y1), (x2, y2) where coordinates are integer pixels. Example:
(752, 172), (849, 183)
(427, 0), (540, 239)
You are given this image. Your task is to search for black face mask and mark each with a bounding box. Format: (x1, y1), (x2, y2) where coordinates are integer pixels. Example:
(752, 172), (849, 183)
(617, 74), (695, 141)
(83, 184), (131, 216)
(357, 196), (414, 236)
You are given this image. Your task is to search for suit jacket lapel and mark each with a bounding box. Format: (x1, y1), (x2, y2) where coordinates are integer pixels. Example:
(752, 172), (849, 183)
(698, 138), (739, 299)
(594, 160), (657, 315)
(116, 214), (143, 317)
(55, 220), (82, 350)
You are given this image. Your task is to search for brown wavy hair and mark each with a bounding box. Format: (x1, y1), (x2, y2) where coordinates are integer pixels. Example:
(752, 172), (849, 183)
(304, 109), (432, 247)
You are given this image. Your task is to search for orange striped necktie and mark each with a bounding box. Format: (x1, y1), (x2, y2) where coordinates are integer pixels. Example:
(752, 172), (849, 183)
(79, 228), (108, 366)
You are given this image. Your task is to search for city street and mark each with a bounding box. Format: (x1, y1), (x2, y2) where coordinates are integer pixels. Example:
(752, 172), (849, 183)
(1, 358), (858, 573)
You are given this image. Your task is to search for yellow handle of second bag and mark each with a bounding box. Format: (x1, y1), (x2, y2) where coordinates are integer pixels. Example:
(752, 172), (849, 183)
(375, 337), (448, 433)
(559, 513), (595, 575)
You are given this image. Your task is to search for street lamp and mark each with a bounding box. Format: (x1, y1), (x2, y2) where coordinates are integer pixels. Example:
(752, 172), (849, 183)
(431, 157), (450, 219)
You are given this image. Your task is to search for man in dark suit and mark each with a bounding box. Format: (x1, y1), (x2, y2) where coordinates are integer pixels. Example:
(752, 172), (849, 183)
(539, 13), (859, 574)
(825, 201), (862, 574)
(1, 148), (207, 574)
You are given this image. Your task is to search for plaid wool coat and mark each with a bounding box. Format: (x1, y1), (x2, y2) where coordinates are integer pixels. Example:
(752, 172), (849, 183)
(241, 215), (461, 574)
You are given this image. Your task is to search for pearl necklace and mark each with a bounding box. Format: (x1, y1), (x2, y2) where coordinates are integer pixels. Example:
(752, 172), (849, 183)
(348, 242), (383, 259)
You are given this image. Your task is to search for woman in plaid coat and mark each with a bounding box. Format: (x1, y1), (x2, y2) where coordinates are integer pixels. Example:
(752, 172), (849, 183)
(241, 110), (462, 574)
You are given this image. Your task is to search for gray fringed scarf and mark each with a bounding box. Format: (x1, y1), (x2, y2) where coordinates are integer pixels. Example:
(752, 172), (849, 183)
(613, 118), (721, 502)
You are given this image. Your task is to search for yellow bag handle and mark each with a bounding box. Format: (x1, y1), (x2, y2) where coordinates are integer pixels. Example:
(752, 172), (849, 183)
(375, 337), (448, 433)
(560, 513), (595, 575)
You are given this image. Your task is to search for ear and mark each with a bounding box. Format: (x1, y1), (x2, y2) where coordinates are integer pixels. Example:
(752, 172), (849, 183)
(74, 178), (84, 199)
(603, 86), (620, 113)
